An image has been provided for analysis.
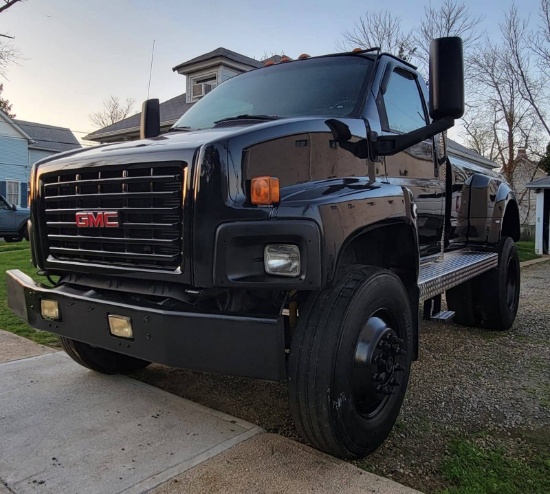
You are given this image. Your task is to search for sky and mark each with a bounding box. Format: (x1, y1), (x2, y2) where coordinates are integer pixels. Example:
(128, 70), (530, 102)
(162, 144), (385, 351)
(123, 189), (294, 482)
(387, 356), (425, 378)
(1, 0), (543, 144)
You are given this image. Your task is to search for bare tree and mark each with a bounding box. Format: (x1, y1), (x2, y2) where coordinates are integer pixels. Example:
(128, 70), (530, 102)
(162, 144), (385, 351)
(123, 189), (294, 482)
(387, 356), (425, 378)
(90, 96), (135, 128)
(0, 40), (17, 78)
(0, 82), (14, 117)
(413, 0), (484, 69)
(0, 0), (22, 14)
(0, 1), (20, 78)
(463, 42), (541, 182)
(530, 0), (550, 75)
(337, 10), (415, 60)
(502, 4), (550, 138)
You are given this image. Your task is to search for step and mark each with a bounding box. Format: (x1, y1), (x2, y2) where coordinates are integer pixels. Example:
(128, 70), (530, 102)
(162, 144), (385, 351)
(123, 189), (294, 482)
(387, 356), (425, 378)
(430, 310), (456, 321)
(418, 250), (498, 301)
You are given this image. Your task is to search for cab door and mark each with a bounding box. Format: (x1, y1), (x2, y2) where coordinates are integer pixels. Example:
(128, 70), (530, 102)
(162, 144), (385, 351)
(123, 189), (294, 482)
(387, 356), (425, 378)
(376, 65), (444, 256)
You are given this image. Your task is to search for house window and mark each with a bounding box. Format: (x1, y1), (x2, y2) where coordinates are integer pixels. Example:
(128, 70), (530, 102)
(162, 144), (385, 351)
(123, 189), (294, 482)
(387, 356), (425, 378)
(7, 180), (20, 206)
(190, 72), (218, 102)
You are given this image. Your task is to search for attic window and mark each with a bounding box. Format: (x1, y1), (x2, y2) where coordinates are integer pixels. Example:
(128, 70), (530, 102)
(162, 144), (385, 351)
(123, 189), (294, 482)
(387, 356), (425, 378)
(191, 74), (218, 101)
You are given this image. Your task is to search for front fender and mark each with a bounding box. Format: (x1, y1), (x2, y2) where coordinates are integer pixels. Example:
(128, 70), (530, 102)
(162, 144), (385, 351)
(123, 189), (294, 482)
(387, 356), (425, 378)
(276, 179), (413, 284)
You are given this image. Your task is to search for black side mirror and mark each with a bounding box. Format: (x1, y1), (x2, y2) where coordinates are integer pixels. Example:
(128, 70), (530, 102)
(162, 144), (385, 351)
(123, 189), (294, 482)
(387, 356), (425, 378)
(325, 119), (368, 159)
(429, 37), (464, 120)
(140, 98), (161, 139)
(325, 119), (352, 143)
(11, 204), (17, 211)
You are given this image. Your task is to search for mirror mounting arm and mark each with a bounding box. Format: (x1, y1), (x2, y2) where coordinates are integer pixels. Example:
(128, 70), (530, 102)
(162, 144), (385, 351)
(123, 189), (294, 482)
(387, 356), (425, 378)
(368, 117), (454, 159)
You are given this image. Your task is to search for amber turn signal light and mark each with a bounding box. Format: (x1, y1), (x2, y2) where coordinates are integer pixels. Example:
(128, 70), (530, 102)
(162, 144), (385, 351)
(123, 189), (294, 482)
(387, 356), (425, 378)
(251, 176), (280, 205)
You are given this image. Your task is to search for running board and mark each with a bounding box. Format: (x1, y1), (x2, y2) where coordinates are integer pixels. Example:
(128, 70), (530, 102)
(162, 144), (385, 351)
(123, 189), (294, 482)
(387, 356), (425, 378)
(418, 251), (498, 301)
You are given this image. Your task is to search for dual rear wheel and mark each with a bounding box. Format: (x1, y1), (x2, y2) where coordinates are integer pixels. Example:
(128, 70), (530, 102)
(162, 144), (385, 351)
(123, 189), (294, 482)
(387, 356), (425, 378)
(446, 237), (520, 331)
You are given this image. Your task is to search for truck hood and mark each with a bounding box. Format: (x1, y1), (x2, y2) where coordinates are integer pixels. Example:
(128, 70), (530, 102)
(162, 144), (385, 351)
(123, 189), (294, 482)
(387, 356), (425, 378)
(37, 117), (334, 167)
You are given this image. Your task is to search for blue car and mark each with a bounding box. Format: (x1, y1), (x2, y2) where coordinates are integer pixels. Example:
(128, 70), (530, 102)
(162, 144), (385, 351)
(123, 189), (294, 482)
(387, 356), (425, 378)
(0, 194), (29, 242)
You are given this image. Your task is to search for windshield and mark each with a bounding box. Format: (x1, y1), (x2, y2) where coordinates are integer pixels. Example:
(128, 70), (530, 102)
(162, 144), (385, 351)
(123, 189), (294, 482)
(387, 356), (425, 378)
(173, 56), (373, 130)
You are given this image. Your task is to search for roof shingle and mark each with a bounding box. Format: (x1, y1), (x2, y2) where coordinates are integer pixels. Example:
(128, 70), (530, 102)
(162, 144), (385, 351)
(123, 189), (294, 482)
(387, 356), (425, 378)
(526, 176), (550, 189)
(172, 47), (262, 73)
(14, 119), (81, 153)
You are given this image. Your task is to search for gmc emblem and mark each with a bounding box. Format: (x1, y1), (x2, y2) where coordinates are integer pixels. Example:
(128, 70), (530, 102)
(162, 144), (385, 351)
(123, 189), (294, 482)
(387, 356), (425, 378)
(75, 211), (120, 228)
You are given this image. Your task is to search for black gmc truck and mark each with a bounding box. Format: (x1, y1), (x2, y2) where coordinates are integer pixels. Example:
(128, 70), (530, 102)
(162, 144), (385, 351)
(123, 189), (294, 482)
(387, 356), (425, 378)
(7, 38), (520, 459)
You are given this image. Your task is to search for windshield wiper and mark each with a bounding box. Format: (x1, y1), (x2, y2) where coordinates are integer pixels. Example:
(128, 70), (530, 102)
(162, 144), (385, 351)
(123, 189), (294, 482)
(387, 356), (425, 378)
(168, 126), (191, 132)
(214, 114), (279, 124)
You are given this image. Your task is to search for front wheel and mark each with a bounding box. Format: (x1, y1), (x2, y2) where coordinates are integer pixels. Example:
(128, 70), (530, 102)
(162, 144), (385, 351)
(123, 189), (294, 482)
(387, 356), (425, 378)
(60, 337), (150, 374)
(288, 266), (413, 459)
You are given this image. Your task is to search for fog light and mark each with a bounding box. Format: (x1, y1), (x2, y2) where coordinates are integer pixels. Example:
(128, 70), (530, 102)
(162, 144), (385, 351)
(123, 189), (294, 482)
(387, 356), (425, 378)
(40, 299), (60, 320)
(108, 315), (133, 339)
(264, 244), (300, 277)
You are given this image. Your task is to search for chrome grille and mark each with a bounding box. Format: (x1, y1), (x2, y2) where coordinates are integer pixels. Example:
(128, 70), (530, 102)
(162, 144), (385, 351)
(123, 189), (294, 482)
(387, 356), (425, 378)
(42, 163), (184, 270)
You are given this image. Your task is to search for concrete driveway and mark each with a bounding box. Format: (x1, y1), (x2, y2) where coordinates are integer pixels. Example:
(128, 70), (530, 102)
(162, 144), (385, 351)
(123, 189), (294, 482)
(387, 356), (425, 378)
(0, 331), (419, 494)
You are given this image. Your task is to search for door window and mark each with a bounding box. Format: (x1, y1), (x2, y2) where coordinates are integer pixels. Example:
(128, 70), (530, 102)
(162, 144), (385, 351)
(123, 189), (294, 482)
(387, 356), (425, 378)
(382, 69), (427, 134)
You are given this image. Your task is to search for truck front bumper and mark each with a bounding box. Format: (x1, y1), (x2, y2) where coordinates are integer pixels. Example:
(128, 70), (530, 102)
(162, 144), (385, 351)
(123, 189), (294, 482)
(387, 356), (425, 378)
(6, 270), (286, 381)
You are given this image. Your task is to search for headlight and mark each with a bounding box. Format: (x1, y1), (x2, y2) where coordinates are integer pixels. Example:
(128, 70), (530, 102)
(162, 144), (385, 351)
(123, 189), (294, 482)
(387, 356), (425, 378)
(264, 244), (300, 277)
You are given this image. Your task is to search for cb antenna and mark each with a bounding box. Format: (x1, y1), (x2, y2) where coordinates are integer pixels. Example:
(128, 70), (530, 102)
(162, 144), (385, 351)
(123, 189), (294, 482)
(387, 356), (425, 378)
(147, 39), (156, 100)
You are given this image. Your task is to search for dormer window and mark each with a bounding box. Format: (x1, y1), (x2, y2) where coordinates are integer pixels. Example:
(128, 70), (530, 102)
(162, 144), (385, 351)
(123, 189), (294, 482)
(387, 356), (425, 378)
(190, 73), (218, 102)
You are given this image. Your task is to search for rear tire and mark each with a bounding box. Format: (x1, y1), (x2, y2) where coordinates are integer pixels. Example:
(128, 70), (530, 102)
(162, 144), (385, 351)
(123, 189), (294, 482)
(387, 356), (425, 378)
(288, 265), (413, 459)
(60, 337), (150, 374)
(446, 237), (520, 331)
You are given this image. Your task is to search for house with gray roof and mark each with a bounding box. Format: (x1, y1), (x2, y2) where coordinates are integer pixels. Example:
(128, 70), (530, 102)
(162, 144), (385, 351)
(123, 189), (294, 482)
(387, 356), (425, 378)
(14, 119), (81, 165)
(84, 47), (264, 144)
(0, 111), (80, 207)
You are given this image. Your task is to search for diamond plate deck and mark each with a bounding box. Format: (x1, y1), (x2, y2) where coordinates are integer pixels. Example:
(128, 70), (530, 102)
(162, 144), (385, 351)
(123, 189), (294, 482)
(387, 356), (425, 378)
(418, 251), (498, 301)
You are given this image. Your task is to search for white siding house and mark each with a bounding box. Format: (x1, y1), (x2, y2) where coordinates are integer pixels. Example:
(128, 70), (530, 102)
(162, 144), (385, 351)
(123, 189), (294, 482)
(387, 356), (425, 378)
(0, 111), (32, 207)
(0, 111), (81, 207)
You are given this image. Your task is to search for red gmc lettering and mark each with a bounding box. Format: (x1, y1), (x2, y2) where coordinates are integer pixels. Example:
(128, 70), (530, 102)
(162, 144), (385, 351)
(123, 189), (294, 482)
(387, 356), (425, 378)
(75, 212), (119, 228)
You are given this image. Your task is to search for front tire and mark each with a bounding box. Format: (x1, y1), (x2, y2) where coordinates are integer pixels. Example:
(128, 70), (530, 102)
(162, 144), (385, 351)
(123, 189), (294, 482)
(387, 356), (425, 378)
(60, 337), (150, 374)
(288, 266), (413, 459)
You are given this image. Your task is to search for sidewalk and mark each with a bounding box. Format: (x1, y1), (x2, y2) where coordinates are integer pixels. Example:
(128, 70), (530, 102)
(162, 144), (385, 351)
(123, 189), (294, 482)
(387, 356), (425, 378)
(0, 330), (420, 494)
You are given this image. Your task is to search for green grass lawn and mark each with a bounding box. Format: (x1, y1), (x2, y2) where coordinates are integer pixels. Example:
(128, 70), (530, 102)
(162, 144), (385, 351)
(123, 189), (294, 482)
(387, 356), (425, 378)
(0, 240), (542, 348)
(516, 240), (540, 263)
(0, 243), (59, 346)
(439, 439), (550, 494)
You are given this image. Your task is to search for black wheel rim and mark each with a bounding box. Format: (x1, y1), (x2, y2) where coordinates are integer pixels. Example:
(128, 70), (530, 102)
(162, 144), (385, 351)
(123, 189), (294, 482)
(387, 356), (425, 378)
(351, 311), (406, 419)
(506, 257), (519, 310)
